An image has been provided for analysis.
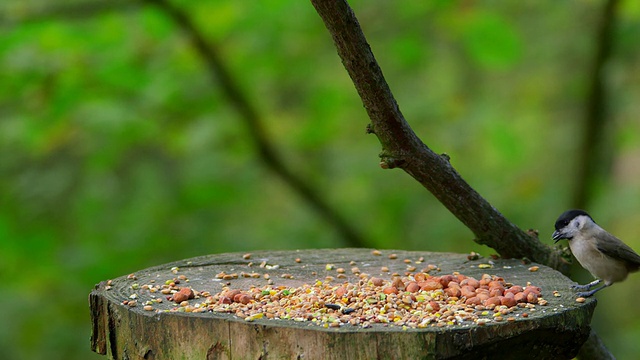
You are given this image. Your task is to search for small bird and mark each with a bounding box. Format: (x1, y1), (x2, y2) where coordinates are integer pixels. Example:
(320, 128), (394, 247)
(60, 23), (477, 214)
(552, 209), (640, 297)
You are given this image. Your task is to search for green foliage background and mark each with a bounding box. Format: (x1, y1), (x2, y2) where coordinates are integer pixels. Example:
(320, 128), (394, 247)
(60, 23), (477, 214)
(1, 0), (640, 359)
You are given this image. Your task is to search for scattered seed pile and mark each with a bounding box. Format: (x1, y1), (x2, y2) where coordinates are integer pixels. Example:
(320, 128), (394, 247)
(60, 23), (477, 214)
(205, 272), (546, 328)
(119, 251), (560, 329)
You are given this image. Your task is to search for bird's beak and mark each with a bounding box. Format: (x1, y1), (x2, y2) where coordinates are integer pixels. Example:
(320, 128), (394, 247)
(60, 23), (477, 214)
(552, 230), (564, 243)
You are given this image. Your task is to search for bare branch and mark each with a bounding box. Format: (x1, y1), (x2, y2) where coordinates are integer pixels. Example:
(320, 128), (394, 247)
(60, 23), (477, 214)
(145, 0), (368, 247)
(309, 0), (569, 273)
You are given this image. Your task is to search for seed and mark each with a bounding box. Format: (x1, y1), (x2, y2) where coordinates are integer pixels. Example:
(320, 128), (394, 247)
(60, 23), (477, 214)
(485, 297), (501, 307)
(295, 258), (301, 263)
(392, 277), (405, 290)
(383, 287), (398, 295)
(421, 281), (442, 291)
(336, 268), (345, 274)
(404, 259), (411, 264)
(538, 299), (548, 306)
(460, 278), (479, 288)
(501, 296), (517, 307)
(506, 285), (523, 295)
(137, 271), (542, 330)
(389, 254), (398, 260)
(575, 297), (586, 303)
(514, 292), (526, 303)
(224, 289), (241, 299)
(528, 266), (539, 272)
(405, 282), (420, 293)
(238, 294), (252, 305)
(444, 287), (461, 298)
(372, 250), (382, 256)
(465, 297), (481, 306)
(381, 266), (390, 272)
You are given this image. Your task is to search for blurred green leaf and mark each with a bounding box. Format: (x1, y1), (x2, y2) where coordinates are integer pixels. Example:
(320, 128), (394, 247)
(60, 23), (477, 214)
(460, 11), (522, 69)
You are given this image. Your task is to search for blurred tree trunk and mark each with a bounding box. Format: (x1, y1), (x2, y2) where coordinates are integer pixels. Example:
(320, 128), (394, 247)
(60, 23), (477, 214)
(573, 0), (619, 210)
(145, 0), (368, 248)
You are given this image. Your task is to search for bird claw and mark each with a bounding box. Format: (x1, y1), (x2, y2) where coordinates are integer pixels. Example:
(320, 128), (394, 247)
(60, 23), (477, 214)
(576, 290), (597, 298)
(571, 284), (592, 291)
(570, 280), (601, 291)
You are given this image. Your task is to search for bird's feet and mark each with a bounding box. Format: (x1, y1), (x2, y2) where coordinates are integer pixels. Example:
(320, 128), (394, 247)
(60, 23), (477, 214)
(571, 279), (601, 291)
(576, 290), (598, 298)
(572, 280), (607, 297)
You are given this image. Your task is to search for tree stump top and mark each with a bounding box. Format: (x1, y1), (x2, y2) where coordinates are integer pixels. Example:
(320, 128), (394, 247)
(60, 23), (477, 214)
(90, 248), (595, 359)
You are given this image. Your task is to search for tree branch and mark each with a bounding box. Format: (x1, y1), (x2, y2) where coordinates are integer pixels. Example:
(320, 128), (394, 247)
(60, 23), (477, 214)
(572, 0), (619, 210)
(145, 0), (368, 247)
(309, 0), (569, 274)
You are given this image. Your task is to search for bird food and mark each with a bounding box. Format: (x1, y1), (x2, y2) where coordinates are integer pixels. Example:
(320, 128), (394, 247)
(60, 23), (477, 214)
(128, 266), (548, 329)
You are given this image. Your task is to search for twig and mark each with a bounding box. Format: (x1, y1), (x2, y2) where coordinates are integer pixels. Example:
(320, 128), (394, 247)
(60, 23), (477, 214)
(310, 0), (569, 274)
(145, 0), (368, 247)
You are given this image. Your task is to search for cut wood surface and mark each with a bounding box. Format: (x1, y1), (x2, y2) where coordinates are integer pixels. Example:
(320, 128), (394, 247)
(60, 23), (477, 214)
(90, 249), (595, 359)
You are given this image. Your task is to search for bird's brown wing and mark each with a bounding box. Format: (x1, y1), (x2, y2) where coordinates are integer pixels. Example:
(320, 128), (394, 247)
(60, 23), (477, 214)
(596, 232), (640, 270)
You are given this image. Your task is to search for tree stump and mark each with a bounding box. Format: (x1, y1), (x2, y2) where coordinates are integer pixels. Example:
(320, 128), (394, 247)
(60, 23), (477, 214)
(90, 249), (595, 359)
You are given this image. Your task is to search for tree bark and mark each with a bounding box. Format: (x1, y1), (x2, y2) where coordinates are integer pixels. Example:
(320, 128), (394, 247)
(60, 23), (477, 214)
(310, 0), (569, 274)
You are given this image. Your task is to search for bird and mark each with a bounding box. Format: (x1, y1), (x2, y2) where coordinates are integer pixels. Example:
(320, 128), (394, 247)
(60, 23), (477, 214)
(552, 209), (640, 297)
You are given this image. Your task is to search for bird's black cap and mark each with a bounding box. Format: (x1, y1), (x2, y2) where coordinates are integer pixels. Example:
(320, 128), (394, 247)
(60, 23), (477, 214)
(554, 209), (593, 230)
